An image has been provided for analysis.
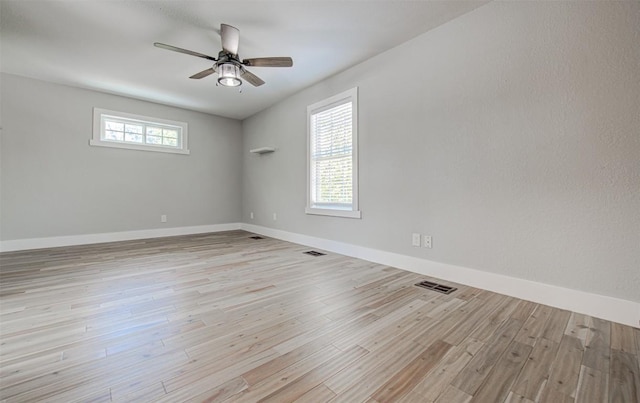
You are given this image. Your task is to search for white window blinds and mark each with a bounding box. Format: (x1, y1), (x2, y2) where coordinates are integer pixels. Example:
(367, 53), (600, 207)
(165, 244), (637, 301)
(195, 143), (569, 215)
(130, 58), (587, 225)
(310, 101), (353, 209)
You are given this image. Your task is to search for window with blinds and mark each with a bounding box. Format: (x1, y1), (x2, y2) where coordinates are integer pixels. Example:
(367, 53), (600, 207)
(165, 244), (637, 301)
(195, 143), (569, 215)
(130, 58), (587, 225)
(90, 108), (189, 155)
(306, 88), (361, 218)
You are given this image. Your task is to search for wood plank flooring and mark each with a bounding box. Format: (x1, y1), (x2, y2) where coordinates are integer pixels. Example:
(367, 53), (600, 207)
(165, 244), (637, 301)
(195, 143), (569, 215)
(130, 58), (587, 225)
(0, 230), (638, 402)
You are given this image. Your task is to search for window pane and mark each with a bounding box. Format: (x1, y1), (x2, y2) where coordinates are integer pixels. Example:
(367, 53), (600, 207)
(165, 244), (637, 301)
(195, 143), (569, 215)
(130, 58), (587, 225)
(163, 129), (178, 138)
(146, 127), (162, 136)
(125, 133), (143, 143)
(313, 155), (352, 204)
(146, 135), (162, 145)
(105, 121), (124, 131)
(105, 130), (124, 141)
(163, 137), (178, 147)
(125, 124), (143, 134)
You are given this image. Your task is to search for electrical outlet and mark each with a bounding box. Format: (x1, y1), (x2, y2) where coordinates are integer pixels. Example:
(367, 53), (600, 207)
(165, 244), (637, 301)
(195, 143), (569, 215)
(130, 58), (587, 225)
(424, 235), (432, 248)
(161, 215), (167, 223)
(412, 233), (421, 247)
(250, 212), (254, 219)
(273, 213), (277, 221)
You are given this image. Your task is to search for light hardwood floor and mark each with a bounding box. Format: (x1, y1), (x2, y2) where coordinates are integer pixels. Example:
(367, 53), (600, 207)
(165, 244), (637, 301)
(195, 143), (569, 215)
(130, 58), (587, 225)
(1, 230), (638, 402)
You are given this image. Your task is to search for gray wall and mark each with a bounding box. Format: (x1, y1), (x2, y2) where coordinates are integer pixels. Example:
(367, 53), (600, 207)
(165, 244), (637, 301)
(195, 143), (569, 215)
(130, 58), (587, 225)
(242, 2), (640, 302)
(1, 73), (243, 240)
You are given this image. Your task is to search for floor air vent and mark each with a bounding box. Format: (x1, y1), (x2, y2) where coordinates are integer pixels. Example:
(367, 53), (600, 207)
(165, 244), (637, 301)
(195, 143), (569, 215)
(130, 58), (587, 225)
(249, 236), (264, 240)
(303, 250), (326, 257)
(415, 280), (457, 294)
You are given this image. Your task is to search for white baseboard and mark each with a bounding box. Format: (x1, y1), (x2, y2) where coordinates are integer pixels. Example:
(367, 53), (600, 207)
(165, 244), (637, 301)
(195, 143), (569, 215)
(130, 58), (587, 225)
(241, 223), (640, 328)
(0, 223), (242, 252)
(3, 222), (637, 327)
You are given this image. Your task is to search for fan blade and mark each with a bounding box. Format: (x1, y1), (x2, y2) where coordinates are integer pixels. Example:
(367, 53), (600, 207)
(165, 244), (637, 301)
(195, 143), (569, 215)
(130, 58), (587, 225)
(240, 69), (265, 87)
(189, 67), (216, 79)
(243, 57), (293, 67)
(220, 24), (240, 55)
(154, 43), (217, 61)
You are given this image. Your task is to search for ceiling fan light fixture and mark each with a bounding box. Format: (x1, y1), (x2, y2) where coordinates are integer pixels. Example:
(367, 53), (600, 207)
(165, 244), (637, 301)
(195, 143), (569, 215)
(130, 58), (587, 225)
(217, 63), (242, 87)
(155, 23), (291, 88)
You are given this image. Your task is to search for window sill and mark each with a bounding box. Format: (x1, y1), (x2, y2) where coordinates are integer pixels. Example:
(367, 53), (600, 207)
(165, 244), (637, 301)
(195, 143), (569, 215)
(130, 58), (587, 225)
(305, 207), (361, 219)
(89, 139), (190, 155)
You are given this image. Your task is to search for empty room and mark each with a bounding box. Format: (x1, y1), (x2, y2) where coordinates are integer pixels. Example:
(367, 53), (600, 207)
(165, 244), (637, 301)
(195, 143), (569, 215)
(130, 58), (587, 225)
(1, 1), (639, 402)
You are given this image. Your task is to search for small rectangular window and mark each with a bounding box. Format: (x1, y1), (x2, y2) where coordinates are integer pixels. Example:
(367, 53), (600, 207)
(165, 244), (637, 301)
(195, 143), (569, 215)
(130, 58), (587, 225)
(306, 87), (360, 218)
(91, 108), (189, 154)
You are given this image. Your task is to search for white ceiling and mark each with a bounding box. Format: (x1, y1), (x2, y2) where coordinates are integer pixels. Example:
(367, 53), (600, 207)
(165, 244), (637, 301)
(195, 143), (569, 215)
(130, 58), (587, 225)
(1, 1), (487, 120)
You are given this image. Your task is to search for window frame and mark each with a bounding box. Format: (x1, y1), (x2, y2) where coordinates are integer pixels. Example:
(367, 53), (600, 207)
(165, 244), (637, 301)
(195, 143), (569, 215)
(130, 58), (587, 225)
(91, 108), (189, 155)
(305, 87), (361, 219)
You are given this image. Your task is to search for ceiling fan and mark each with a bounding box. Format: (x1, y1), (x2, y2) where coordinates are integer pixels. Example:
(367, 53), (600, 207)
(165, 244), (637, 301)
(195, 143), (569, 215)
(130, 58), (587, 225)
(154, 24), (293, 88)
